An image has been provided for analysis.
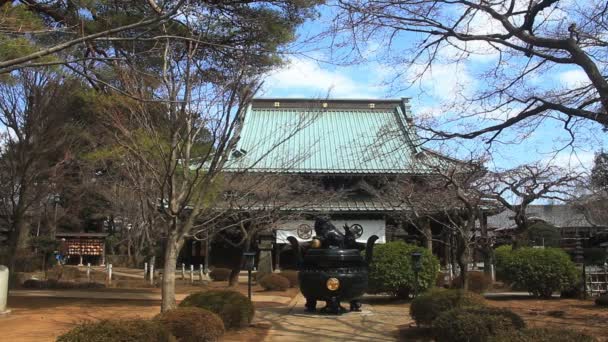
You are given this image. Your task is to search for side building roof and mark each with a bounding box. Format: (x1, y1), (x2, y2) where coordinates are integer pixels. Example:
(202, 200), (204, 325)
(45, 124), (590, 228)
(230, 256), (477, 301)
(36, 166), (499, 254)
(225, 98), (437, 174)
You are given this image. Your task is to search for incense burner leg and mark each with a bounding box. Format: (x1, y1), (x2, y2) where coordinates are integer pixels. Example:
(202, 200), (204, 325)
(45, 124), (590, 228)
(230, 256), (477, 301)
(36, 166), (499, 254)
(305, 297), (317, 312)
(349, 300), (362, 312)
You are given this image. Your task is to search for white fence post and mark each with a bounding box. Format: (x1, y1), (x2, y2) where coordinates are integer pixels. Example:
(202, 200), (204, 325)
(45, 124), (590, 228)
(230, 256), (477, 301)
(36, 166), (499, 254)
(144, 262), (148, 279)
(190, 265), (194, 283)
(149, 264), (155, 285)
(108, 264), (113, 284)
(181, 263), (185, 280)
(86, 263), (91, 281)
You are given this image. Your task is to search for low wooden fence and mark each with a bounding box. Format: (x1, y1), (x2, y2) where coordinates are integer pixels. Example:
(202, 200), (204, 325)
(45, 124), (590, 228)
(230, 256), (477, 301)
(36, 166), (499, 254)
(584, 265), (608, 296)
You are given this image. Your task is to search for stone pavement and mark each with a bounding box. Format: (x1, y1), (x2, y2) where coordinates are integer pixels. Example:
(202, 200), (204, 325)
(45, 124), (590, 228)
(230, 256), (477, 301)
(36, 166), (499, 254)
(257, 294), (412, 342)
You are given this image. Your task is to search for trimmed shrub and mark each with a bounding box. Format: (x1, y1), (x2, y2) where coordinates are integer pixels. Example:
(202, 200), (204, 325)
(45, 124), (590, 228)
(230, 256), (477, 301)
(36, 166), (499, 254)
(452, 272), (493, 294)
(560, 281), (584, 299)
(367, 241), (440, 298)
(155, 307), (225, 342)
(410, 288), (485, 326)
(258, 273), (290, 291)
(279, 270), (299, 288)
(490, 328), (597, 342)
(209, 268), (231, 282)
(56, 319), (175, 342)
(495, 245), (579, 298)
(433, 307), (525, 342)
(595, 294), (608, 307)
(179, 290), (254, 330)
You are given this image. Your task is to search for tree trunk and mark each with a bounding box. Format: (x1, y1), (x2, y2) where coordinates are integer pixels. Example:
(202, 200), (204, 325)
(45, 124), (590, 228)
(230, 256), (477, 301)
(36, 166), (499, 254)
(456, 236), (469, 290)
(228, 259), (241, 287)
(422, 219), (433, 254)
(161, 230), (182, 312)
(9, 217), (31, 270)
(229, 235), (252, 287)
(479, 212), (493, 277)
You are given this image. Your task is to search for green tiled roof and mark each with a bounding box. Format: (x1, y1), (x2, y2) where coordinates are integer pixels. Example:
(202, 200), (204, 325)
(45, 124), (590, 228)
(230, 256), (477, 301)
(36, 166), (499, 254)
(226, 98), (431, 173)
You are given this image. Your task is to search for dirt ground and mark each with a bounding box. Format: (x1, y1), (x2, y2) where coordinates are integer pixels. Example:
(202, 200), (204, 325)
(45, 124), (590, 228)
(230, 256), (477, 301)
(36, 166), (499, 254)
(485, 296), (608, 340)
(1, 296), (274, 342)
(3, 288), (607, 341)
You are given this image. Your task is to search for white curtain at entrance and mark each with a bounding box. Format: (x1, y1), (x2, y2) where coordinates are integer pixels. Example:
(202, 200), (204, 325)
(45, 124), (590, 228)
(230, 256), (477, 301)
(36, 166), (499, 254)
(275, 219), (386, 244)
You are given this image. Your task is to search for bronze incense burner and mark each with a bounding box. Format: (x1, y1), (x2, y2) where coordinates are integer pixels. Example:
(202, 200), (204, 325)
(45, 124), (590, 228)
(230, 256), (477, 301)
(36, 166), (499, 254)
(287, 217), (378, 314)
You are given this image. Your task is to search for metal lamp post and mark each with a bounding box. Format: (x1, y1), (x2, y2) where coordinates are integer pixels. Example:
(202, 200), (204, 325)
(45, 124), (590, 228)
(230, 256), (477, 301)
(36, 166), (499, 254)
(243, 252), (256, 300)
(411, 252), (422, 298)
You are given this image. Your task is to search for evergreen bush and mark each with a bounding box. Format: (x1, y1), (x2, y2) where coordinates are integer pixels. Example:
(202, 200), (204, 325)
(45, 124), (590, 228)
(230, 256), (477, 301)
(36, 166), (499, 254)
(410, 288), (485, 326)
(433, 307), (525, 342)
(258, 273), (290, 291)
(367, 241), (439, 298)
(595, 294), (608, 307)
(209, 268), (231, 281)
(179, 290), (254, 330)
(56, 319), (174, 342)
(494, 245), (579, 298)
(155, 307), (225, 342)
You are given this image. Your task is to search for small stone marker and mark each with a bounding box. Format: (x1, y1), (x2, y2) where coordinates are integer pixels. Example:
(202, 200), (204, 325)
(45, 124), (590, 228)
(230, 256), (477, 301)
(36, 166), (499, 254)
(0, 265), (10, 314)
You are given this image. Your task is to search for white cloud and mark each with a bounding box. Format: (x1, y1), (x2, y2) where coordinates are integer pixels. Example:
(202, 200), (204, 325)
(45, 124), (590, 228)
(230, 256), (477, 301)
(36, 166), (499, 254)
(544, 150), (595, 172)
(263, 57), (385, 98)
(558, 69), (590, 89)
(407, 62), (476, 102)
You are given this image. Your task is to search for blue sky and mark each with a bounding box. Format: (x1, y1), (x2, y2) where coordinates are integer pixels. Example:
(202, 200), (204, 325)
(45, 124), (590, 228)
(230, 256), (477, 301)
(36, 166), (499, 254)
(259, 3), (606, 173)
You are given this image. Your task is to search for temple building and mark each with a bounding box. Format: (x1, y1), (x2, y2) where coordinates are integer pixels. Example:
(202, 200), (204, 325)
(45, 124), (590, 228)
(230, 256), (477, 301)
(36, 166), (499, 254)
(201, 98), (454, 271)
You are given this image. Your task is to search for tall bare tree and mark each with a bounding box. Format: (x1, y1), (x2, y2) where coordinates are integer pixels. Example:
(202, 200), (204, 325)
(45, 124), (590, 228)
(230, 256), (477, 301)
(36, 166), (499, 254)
(482, 163), (581, 247)
(333, 0), (608, 145)
(0, 70), (76, 269)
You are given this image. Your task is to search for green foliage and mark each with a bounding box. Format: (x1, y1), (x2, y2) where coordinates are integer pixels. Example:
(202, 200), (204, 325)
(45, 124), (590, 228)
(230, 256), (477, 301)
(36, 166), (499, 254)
(495, 246), (579, 298)
(433, 307), (526, 342)
(452, 272), (493, 294)
(595, 294), (608, 307)
(367, 241), (439, 298)
(410, 288), (485, 326)
(278, 270), (299, 288)
(560, 281), (584, 299)
(155, 307), (225, 342)
(209, 268), (231, 281)
(56, 319), (175, 342)
(258, 273), (290, 291)
(490, 328), (597, 342)
(179, 290), (254, 330)
(526, 222), (561, 248)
